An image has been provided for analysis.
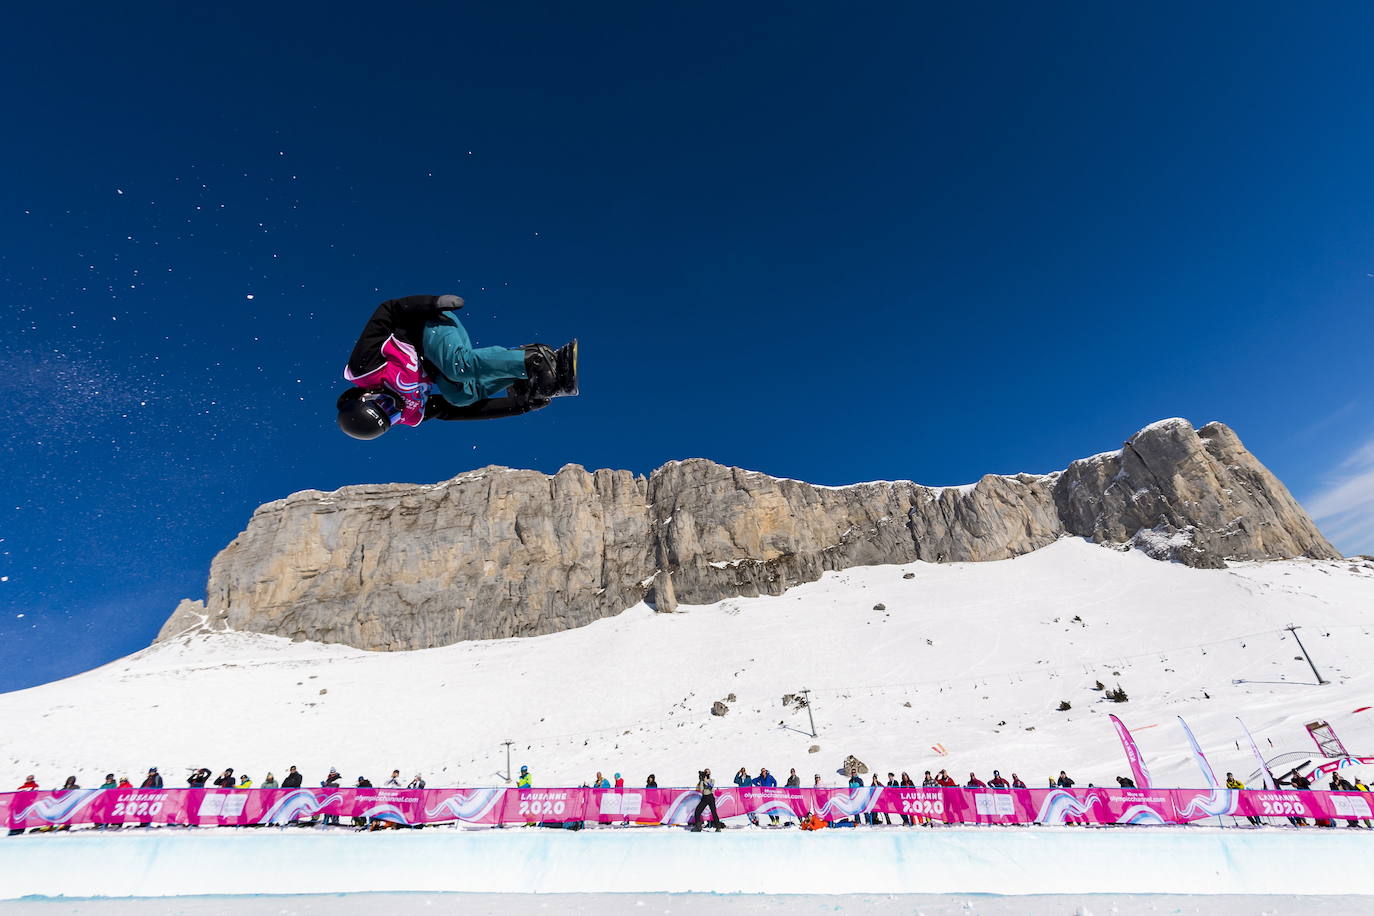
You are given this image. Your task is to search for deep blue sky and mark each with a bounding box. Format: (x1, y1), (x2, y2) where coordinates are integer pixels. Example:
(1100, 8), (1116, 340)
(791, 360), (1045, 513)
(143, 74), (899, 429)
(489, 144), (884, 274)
(3, 2), (1372, 693)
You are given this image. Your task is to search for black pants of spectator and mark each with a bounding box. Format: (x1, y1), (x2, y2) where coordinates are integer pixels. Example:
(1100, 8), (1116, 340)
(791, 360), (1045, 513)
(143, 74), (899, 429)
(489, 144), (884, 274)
(692, 795), (720, 828)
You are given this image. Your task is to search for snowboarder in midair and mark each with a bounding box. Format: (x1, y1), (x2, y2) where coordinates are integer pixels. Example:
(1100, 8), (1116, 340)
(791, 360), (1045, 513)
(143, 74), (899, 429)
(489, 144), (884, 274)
(336, 294), (577, 440)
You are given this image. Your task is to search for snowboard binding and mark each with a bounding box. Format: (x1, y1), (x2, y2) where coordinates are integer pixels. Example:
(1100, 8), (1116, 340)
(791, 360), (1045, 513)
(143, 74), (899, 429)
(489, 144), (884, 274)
(515, 339), (579, 402)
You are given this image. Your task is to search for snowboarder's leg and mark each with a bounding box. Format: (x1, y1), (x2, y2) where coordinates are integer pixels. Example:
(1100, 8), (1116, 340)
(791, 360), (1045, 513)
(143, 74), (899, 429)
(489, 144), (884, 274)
(423, 317), (530, 406)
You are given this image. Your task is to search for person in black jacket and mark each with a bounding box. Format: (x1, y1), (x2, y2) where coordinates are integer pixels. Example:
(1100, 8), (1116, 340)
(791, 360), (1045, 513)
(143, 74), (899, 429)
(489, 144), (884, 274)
(187, 768), (211, 788)
(321, 769), (342, 827)
(213, 768), (236, 788)
(336, 294), (577, 440)
(352, 776), (374, 829)
(281, 766), (303, 789)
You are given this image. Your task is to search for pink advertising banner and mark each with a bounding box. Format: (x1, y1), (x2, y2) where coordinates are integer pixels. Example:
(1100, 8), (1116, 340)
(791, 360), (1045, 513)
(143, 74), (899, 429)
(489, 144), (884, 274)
(4, 786), (1373, 831)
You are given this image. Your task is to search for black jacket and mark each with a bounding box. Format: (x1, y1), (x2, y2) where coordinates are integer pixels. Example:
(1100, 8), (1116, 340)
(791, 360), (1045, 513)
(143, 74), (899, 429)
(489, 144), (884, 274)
(281, 772), (303, 789)
(346, 295), (446, 378)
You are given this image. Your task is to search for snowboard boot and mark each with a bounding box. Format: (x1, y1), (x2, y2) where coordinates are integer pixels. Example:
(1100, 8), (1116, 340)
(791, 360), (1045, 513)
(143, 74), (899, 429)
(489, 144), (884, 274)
(520, 344), (558, 398)
(550, 339), (579, 397)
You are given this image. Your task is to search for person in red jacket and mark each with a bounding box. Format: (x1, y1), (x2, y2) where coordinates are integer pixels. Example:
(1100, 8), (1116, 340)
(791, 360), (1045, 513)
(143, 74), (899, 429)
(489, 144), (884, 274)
(966, 772), (988, 788)
(16, 775), (38, 790)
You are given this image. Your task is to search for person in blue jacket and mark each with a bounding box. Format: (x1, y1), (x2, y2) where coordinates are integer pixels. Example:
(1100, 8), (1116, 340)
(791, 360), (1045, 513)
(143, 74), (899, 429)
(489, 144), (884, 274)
(753, 767), (780, 826)
(847, 769), (865, 827)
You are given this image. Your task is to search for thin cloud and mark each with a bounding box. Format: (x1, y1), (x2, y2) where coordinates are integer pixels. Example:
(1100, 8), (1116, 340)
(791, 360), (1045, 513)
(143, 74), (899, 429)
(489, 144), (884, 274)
(1306, 436), (1374, 556)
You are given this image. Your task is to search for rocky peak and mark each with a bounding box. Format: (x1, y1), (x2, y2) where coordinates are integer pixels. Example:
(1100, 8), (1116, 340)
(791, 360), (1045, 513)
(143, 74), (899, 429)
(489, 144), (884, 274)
(156, 420), (1339, 650)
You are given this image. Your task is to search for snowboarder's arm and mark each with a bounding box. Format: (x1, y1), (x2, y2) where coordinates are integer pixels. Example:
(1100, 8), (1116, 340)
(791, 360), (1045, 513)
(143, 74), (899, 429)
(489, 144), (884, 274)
(424, 394), (550, 421)
(382, 294), (463, 318)
(346, 295), (463, 376)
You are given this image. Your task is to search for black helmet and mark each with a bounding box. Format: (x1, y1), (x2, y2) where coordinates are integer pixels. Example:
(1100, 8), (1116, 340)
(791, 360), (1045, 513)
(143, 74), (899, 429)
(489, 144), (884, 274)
(337, 388), (399, 440)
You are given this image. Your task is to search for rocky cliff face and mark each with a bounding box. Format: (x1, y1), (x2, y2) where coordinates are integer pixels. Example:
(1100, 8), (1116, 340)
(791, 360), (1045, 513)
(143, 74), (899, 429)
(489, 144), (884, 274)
(156, 419), (1340, 650)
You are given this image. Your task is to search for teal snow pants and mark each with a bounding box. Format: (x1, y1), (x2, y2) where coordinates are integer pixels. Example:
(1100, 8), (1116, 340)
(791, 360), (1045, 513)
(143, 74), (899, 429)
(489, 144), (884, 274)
(422, 311), (528, 407)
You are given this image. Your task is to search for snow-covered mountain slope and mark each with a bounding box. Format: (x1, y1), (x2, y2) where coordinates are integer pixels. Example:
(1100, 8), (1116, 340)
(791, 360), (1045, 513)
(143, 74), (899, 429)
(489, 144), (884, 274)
(4, 539), (1373, 792)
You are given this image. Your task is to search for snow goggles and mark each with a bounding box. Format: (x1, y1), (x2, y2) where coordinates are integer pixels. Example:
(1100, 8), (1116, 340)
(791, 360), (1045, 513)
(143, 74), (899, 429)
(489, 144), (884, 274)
(363, 390), (402, 425)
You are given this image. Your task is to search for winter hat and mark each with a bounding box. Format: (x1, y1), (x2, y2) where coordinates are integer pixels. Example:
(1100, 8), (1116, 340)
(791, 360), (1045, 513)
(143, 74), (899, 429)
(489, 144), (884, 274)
(520, 765), (528, 774)
(614, 773), (621, 780)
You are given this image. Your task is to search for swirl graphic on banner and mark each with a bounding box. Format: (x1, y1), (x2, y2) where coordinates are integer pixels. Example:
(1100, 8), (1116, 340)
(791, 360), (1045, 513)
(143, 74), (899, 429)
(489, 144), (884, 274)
(422, 788), (503, 822)
(260, 790), (343, 824)
(1176, 788), (1237, 819)
(817, 788), (878, 819)
(17, 789), (100, 824)
(1034, 790), (1100, 824)
(362, 803), (411, 826)
(1116, 804), (1169, 825)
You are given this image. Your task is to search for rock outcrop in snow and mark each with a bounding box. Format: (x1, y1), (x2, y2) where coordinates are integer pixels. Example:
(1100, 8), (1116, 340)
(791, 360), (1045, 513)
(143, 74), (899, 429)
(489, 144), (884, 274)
(157, 419), (1338, 650)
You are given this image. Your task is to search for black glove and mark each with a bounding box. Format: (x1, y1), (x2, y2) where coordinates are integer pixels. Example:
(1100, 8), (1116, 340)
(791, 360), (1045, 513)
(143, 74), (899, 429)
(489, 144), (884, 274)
(435, 294), (464, 312)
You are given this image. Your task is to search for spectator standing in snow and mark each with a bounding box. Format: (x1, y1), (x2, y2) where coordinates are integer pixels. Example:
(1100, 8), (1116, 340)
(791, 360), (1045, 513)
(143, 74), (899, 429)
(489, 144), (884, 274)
(117, 776), (132, 788)
(9, 776), (38, 834)
(847, 769), (865, 826)
(281, 766), (303, 789)
(897, 772), (915, 826)
(1116, 776), (1136, 788)
(614, 773), (624, 788)
(352, 775), (373, 829)
(869, 773), (888, 825)
(409, 774), (426, 789)
(785, 769), (801, 788)
(690, 768), (722, 832)
(262, 772), (279, 788)
(734, 767), (752, 789)
(385, 770), (403, 788)
(922, 771), (937, 787)
(237, 774), (253, 789)
(213, 769), (235, 788)
(755, 768), (780, 825)
(645, 774), (657, 788)
(1276, 769), (1310, 826)
(1056, 771), (1075, 788)
(136, 769), (160, 829)
(96, 775), (117, 830)
(1011, 773), (1027, 789)
(966, 772), (987, 789)
(593, 772), (611, 788)
(320, 769), (342, 827)
(187, 768), (210, 788)
(887, 772), (908, 826)
(517, 766), (532, 789)
(1353, 776), (1374, 828)
(988, 771), (1010, 789)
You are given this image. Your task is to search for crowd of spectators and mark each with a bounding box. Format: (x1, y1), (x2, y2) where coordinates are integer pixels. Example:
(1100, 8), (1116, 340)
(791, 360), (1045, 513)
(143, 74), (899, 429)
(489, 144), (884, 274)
(10, 761), (1374, 833)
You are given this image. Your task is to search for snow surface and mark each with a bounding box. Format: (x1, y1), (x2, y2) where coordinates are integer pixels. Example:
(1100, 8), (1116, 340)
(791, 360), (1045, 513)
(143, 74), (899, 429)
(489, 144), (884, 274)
(7, 894), (1374, 916)
(4, 828), (1374, 899)
(4, 540), (1374, 795)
